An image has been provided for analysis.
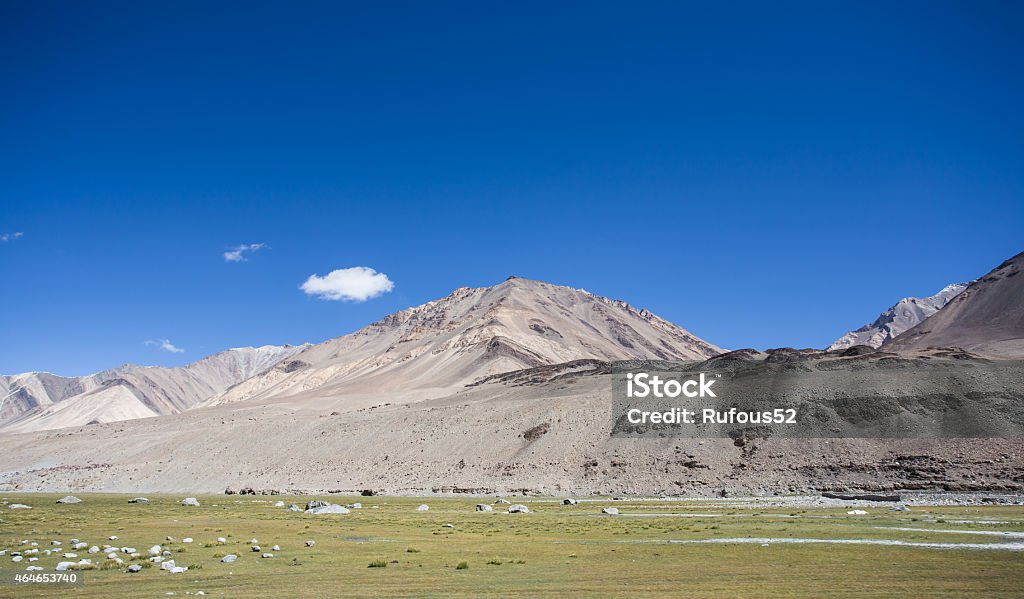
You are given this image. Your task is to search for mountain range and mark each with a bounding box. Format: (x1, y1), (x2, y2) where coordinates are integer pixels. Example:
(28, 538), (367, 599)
(1, 345), (307, 432)
(0, 252), (1020, 495)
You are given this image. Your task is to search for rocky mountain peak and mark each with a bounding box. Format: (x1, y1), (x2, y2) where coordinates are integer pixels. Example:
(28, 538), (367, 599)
(829, 282), (970, 350)
(207, 277), (723, 406)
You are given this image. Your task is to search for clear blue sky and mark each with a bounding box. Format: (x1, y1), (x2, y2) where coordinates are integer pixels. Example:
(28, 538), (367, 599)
(2, 1), (1022, 375)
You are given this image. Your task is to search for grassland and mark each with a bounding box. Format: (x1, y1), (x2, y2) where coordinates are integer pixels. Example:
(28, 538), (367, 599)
(1, 494), (1022, 598)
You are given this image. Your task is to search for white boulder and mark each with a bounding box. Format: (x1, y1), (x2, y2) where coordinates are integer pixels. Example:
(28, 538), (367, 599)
(306, 504), (350, 515)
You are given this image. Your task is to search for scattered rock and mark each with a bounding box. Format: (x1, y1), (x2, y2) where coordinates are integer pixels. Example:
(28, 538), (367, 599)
(287, 504), (302, 512)
(508, 504), (530, 514)
(128, 497), (149, 504)
(475, 504), (493, 512)
(271, 545), (280, 551)
(181, 497), (200, 507)
(149, 546), (162, 556)
(416, 504), (430, 512)
(494, 498), (510, 505)
(25, 566), (43, 571)
(346, 502), (362, 509)
(890, 505), (910, 512)
(56, 496), (82, 504)
(274, 501), (285, 507)
(217, 538), (227, 544)
(251, 546), (261, 552)
(127, 564), (142, 573)
(221, 554), (237, 563)
(261, 553), (273, 558)
(602, 507), (619, 515)
(305, 540), (316, 547)
(55, 561), (75, 571)
(562, 498), (578, 505)
(8, 504), (31, 509)
(847, 509), (868, 515)
(182, 538), (193, 544)
(305, 500), (329, 510)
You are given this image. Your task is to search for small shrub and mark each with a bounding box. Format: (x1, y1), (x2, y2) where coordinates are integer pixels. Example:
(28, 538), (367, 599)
(486, 558), (502, 565)
(522, 422), (550, 441)
(455, 561), (469, 570)
(406, 548), (421, 553)
(368, 560), (387, 568)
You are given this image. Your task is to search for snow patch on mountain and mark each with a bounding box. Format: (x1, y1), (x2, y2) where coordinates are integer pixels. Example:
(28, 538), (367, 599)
(829, 283), (970, 350)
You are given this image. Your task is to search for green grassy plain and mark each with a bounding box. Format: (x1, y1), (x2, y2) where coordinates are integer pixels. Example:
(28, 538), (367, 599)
(1, 494), (1022, 598)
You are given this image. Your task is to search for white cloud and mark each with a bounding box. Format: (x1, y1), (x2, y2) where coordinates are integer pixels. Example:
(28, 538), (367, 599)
(145, 339), (185, 353)
(223, 243), (266, 262)
(0, 232), (24, 242)
(300, 267), (395, 302)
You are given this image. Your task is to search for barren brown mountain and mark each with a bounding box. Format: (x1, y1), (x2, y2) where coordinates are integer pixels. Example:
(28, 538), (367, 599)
(884, 252), (1024, 358)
